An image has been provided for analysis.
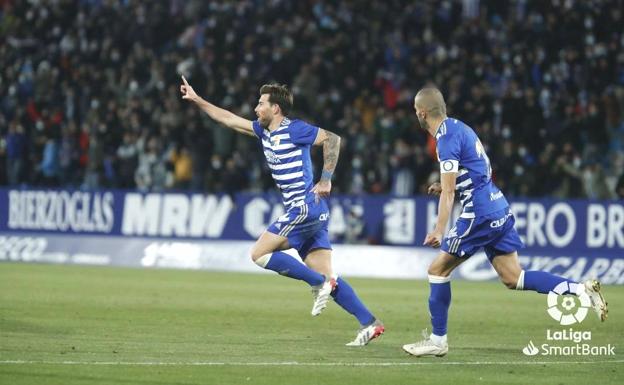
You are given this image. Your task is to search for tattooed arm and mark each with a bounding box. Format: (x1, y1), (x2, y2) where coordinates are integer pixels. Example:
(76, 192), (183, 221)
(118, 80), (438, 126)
(311, 128), (341, 199)
(315, 129), (341, 179)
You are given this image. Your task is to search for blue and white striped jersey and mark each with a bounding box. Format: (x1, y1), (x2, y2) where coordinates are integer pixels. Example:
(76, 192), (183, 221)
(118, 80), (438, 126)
(252, 117), (318, 209)
(435, 117), (509, 218)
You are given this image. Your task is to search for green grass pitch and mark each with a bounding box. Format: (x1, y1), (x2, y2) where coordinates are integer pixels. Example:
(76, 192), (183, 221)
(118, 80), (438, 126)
(1, 262), (622, 385)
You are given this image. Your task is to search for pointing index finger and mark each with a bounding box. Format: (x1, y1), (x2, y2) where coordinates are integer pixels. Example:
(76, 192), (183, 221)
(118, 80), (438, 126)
(181, 75), (189, 86)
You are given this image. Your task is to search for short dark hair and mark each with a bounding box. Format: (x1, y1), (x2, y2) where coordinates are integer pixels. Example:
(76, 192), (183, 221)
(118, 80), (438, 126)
(259, 83), (293, 115)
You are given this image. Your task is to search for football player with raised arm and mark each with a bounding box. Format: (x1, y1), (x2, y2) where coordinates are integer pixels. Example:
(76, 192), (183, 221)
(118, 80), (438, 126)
(402, 87), (608, 357)
(180, 77), (384, 346)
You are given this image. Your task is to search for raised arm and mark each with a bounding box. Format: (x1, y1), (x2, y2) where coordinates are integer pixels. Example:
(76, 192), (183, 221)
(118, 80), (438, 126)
(180, 76), (255, 137)
(311, 128), (341, 199)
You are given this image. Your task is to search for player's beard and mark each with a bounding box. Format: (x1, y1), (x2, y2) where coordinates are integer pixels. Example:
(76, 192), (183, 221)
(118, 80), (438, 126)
(258, 115), (271, 128)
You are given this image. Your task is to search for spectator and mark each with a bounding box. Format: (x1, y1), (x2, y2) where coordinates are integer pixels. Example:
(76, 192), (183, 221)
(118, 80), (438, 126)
(170, 144), (193, 190)
(83, 132), (103, 190)
(135, 136), (167, 192)
(116, 131), (138, 189)
(59, 122), (79, 186)
(37, 135), (59, 186)
(5, 121), (26, 186)
(616, 173), (624, 199)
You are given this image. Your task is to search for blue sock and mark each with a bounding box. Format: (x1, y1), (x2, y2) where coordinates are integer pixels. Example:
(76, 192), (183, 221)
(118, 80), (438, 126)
(520, 270), (578, 294)
(263, 251), (325, 286)
(331, 277), (376, 326)
(429, 275), (451, 336)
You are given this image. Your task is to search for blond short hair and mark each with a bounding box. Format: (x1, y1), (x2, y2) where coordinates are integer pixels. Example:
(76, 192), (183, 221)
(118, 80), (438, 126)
(415, 87), (447, 118)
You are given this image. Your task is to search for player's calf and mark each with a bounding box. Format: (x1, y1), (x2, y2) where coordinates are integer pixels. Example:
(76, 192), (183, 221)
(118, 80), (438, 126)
(252, 250), (324, 287)
(501, 271), (521, 289)
(490, 252), (523, 289)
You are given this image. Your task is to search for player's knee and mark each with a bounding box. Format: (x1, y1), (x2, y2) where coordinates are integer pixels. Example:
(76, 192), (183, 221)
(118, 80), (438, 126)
(249, 247), (264, 262)
(500, 273), (520, 289)
(249, 247), (272, 267)
(249, 248), (259, 262)
(427, 265), (449, 277)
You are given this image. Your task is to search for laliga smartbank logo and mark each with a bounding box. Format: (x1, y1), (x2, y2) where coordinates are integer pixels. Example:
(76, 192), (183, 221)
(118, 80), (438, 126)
(522, 329), (614, 357)
(547, 282), (590, 325)
(522, 282), (615, 357)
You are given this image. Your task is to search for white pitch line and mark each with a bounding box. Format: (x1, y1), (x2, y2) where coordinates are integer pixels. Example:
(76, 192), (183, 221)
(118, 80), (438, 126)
(0, 360), (623, 366)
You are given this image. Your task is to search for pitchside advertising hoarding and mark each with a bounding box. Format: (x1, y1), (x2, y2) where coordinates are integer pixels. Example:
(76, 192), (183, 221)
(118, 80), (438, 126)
(0, 188), (623, 283)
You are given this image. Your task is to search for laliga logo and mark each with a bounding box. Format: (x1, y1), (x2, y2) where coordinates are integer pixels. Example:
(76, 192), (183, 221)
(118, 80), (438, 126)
(547, 281), (591, 325)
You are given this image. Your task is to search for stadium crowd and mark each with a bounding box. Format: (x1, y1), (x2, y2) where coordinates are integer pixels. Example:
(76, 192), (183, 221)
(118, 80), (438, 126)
(1, 0), (624, 199)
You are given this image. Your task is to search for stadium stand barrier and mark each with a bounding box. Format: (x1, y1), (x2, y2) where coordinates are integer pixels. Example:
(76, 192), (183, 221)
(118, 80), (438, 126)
(1, 188), (623, 284)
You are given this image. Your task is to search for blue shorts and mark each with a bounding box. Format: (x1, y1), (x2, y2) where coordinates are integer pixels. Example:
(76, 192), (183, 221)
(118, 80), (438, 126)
(441, 207), (524, 261)
(267, 197), (332, 259)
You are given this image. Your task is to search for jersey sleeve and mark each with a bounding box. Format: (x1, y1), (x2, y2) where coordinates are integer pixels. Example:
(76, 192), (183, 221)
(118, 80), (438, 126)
(437, 132), (462, 173)
(252, 120), (264, 138)
(289, 120), (320, 145)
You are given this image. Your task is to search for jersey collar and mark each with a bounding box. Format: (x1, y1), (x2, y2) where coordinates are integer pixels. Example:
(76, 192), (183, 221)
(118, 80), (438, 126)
(271, 117), (291, 133)
(434, 117), (449, 139)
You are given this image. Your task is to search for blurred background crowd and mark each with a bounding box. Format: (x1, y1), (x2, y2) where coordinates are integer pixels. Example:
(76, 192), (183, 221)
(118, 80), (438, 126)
(1, 0), (624, 199)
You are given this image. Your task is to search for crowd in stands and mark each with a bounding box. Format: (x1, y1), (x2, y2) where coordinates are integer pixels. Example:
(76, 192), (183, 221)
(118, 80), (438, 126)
(1, 0), (624, 199)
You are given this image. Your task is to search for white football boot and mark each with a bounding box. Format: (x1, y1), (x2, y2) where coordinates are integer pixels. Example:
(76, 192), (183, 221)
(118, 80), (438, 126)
(402, 329), (448, 357)
(311, 276), (337, 316)
(346, 320), (385, 347)
(583, 279), (608, 321)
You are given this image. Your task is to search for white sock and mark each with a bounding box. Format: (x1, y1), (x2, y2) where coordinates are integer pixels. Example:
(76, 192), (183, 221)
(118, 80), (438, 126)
(430, 333), (447, 346)
(254, 253), (272, 268)
(515, 270), (525, 290)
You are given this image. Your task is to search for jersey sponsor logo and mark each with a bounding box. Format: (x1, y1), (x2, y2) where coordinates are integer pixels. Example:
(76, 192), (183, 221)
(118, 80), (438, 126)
(264, 150), (281, 164)
(490, 212), (513, 228)
(490, 191), (504, 201)
(319, 212), (329, 221)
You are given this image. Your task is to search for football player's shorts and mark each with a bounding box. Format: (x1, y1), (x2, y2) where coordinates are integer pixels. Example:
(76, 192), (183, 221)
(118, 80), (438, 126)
(267, 196), (332, 259)
(441, 207), (524, 261)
